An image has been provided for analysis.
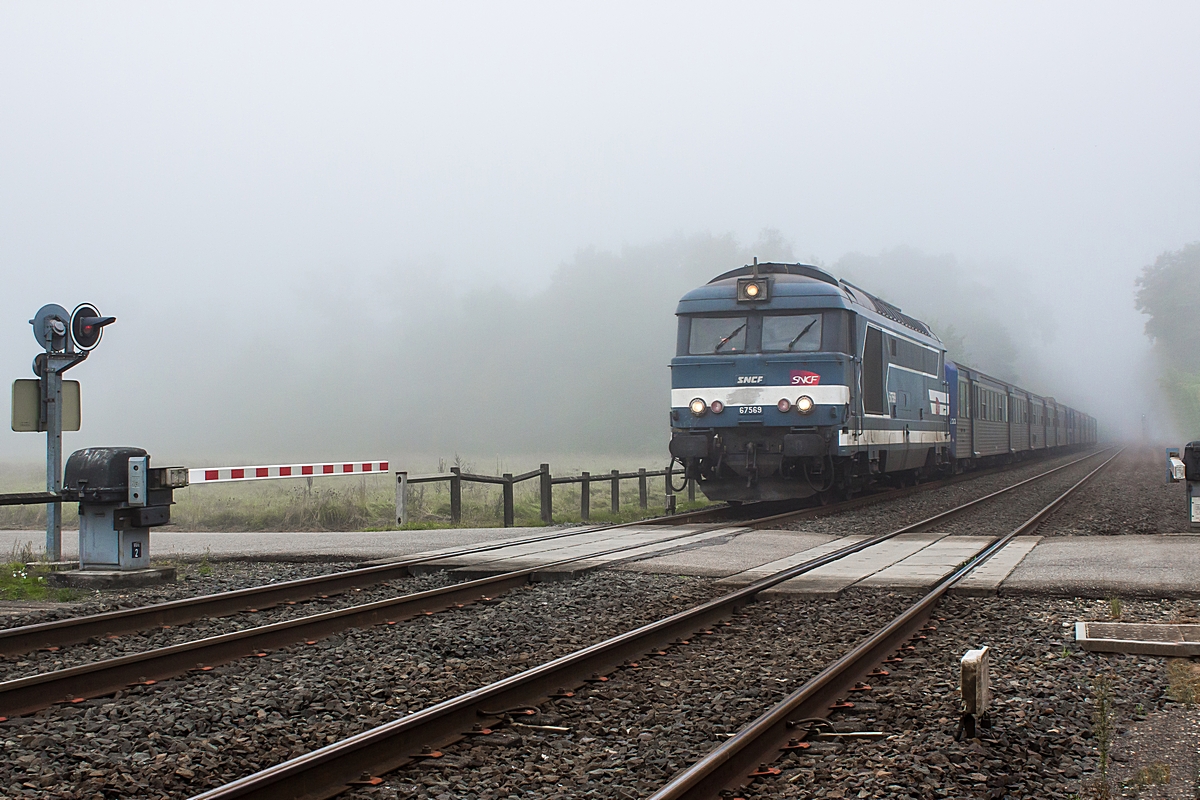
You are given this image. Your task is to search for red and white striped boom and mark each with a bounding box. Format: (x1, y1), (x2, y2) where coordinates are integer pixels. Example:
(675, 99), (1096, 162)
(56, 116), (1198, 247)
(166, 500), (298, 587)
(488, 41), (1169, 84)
(188, 461), (389, 484)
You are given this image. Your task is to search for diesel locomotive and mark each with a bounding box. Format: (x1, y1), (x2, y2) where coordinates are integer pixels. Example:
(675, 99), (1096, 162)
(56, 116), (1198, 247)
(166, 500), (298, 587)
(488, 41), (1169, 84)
(668, 262), (1097, 503)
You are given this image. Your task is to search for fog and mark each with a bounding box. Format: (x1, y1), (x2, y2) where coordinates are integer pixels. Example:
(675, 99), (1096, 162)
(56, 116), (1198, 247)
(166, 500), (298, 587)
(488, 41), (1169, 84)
(2, 2), (1198, 470)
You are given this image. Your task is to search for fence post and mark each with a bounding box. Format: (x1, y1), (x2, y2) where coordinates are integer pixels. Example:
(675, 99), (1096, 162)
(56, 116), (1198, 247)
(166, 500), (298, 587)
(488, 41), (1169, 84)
(611, 469), (620, 515)
(688, 477), (696, 502)
(395, 471), (408, 527)
(503, 473), (514, 527)
(450, 467), (462, 524)
(581, 472), (590, 521)
(638, 468), (647, 510)
(540, 463), (552, 525)
(665, 464), (676, 514)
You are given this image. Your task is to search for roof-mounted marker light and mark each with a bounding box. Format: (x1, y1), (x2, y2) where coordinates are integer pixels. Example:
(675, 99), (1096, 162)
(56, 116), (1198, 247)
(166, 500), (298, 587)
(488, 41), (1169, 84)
(736, 277), (770, 302)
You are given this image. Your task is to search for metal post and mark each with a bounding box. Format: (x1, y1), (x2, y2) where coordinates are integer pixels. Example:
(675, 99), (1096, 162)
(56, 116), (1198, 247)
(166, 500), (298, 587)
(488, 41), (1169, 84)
(450, 467), (462, 524)
(43, 363), (63, 562)
(539, 463), (552, 525)
(395, 471), (408, 527)
(638, 468), (648, 510)
(665, 463), (675, 514)
(611, 469), (620, 515)
(581, 472), (590, 521)
(502, 474), (514, 527)
(688, 477), (696, 502)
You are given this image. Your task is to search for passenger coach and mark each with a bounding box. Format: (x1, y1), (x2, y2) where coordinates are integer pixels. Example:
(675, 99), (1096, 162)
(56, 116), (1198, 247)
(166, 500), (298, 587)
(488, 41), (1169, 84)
(668, 262), (1097, 503)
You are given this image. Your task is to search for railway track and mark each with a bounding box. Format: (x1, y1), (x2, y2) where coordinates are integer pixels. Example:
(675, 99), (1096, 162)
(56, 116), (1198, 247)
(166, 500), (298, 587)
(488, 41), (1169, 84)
(0, 524), (739, 717)
(661, 446), (1098, 527)
(180, 447), (1116, 800)
(0, 446), (1097, 661)
(0, 450), (1106, 720)
(0, 514), (723, 657)
(649, 448), (1123, 800)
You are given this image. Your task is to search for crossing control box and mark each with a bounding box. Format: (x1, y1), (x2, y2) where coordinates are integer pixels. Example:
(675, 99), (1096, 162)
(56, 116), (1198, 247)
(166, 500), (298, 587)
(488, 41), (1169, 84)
(61, 448), (188, 569)
(1168, 442), (1200, 529)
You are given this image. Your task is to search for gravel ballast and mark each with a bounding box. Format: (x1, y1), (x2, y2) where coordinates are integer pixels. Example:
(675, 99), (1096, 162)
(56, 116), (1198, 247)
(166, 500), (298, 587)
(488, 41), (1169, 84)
(0, 572), (721, 798)
(775, 449), (1103, 537)
(349, 589), (915, 800)
(341, 594), (1200, 800)
(1041, 446), (1192, 535)
(735, 594), (1200, 800)
(0, 560), (362, 631)
(0, 571), (464, 682)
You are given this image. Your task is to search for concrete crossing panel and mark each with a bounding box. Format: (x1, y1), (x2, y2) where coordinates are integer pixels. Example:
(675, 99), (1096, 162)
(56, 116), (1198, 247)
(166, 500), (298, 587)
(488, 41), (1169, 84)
(620, 531), (837, 578)
(858, 535), (995, 589)
(951, 536), (1041, 596)
(764, 533), (945, 597)
(716, 535), (870, 586)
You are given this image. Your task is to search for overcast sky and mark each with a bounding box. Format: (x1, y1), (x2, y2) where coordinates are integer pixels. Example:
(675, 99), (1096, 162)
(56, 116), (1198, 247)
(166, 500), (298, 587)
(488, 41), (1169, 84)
(2, 2), (1198, 465)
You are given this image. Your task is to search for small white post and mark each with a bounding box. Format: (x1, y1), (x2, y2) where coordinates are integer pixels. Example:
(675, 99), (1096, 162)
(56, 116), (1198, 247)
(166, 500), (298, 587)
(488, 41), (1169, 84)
(959, 646), (991, 739)
(395, 471), (408, 527)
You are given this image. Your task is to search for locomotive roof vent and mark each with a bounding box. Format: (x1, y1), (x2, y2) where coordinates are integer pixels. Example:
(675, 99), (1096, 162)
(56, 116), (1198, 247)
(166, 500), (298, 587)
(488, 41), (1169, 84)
(840, 280), (935, 337)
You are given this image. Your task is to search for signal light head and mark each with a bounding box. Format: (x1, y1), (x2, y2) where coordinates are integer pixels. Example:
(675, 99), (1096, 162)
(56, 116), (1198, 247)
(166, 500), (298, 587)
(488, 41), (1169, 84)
(70, 304), (116, 351)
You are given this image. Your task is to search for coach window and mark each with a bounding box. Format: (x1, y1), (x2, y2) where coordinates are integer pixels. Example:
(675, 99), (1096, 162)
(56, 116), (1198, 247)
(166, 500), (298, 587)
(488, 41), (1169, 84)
(688, 316), (748, 354)
(762, 313), (823, 352)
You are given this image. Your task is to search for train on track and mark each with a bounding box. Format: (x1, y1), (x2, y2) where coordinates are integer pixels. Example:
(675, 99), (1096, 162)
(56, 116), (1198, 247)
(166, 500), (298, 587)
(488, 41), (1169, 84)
(668, 262), (1098, 503)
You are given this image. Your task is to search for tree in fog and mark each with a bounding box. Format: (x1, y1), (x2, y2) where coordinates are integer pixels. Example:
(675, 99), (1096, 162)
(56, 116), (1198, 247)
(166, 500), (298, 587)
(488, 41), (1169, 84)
(1136, 243), (1200, 435)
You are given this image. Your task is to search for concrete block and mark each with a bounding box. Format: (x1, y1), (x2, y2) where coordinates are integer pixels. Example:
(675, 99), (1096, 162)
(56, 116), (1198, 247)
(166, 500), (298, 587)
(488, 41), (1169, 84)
(1075, 620), (1200, 656)
(47, 567), (176, 589)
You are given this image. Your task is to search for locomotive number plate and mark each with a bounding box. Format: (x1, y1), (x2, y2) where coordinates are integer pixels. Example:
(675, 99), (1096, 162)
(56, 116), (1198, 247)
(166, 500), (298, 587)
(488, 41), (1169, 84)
(738, 405), (763, 415)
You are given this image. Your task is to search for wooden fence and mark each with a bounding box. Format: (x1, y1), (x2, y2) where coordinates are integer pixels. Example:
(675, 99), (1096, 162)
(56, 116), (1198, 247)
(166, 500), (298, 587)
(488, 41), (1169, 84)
(395, 463), (697, 527)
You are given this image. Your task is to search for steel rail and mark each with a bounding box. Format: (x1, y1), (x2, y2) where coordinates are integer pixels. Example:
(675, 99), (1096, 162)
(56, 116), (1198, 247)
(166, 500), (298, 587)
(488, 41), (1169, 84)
(646, 447), (1124, 800)
(185, 448), (1110, 800)
(0, 513), (716, 656)
(0, 524), (733, 718)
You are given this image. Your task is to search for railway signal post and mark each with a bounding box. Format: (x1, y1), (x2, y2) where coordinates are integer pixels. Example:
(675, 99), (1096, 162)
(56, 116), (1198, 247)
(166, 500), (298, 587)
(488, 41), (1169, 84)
(11, 303), (115, 561)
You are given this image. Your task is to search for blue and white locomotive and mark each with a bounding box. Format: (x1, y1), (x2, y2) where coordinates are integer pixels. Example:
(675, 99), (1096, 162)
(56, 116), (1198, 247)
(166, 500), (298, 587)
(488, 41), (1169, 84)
(668, 262), (1097, 503)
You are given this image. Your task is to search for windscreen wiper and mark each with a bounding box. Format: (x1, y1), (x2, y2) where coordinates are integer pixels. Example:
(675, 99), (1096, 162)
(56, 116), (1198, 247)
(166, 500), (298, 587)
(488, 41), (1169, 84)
(786, 319), (818, 350)
(714, 323), (747, 352)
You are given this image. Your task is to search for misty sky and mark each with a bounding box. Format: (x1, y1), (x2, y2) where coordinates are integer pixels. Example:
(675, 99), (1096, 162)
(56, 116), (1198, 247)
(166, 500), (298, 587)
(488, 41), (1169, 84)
(3, 2), (1198, 466)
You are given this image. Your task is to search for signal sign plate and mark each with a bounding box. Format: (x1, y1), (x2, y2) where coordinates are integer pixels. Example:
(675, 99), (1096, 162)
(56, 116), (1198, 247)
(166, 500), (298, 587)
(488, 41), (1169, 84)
(10, 379), (80, 432)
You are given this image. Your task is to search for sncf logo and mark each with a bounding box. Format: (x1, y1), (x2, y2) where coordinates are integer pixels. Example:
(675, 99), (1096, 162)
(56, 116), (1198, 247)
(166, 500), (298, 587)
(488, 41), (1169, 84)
(736, 376), (764, 384)
(790, 370), (821, 386)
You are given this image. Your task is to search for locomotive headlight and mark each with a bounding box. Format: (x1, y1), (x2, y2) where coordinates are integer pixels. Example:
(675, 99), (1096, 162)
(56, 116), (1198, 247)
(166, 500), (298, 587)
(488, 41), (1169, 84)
(777, 398), (791, 413)
(796, 395), (815, 415)
(710, 400), (725, 414)
(745, 282), (760, 298)
(689, 398), (708, 417)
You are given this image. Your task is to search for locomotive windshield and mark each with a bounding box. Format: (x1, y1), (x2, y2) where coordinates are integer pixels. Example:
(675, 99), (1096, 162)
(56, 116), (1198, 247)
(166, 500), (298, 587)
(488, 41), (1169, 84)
(689, 316), (748, 354)
(762, 313), (823, 352)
